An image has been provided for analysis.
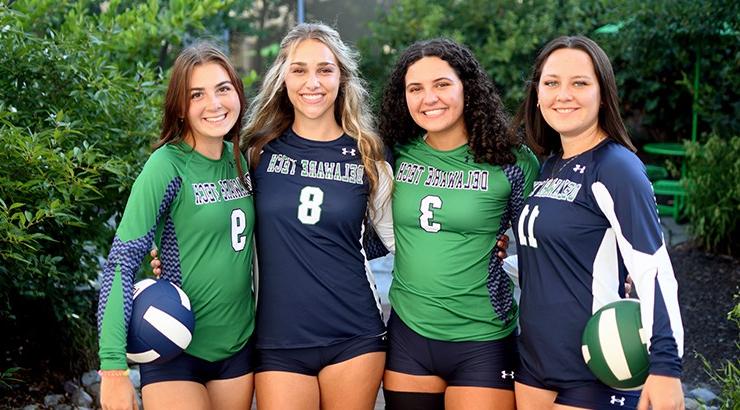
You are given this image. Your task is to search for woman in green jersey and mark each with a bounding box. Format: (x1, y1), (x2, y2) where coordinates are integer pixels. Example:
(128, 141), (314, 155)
(378, 38), (539, 410)
(97, 43), (257, 410)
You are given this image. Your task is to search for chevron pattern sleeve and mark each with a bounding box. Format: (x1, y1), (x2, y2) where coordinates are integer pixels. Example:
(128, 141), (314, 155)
(97, 152), (181, 370)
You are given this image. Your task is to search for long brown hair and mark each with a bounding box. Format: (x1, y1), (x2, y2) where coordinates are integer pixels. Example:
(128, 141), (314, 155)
(379, 38), (521, 166)
(512, 35), (635, 156)
(155, 42), (248, 185)
(243, 23), (387, 199)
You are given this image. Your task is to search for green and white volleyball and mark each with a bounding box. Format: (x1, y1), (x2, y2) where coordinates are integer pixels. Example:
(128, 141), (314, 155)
(581, 299), (649, 390)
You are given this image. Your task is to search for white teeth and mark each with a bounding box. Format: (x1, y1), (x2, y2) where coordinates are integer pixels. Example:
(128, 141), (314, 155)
(555, 108), (576, 113)
(423, 109), (445, 116)
(204, 114), (227, 122)
(302, 94), (322, 102)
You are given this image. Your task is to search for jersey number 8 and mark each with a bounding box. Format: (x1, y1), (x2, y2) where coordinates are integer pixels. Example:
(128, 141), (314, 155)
(298, 186), (324, 225)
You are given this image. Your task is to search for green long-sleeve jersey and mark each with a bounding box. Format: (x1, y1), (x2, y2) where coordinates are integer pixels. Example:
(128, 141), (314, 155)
(97, 141), (255, 370)
(390, 138), (539, 341)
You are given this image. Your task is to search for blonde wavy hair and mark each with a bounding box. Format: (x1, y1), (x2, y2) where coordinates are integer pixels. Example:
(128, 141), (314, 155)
(243, 22), (387, 198)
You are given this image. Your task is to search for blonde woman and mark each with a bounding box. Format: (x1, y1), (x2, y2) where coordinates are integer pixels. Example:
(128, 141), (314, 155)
(245, 23), (394, 410)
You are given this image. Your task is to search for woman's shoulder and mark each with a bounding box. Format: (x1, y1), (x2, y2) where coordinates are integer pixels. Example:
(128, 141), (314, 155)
(513, 144), (539, 162)
(592, 140), (649, 185)
(143, 143), (182, 168)
(593, 140), (642, 171)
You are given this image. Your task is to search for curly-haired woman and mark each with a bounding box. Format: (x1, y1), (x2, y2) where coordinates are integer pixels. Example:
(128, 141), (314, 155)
(378, 38), (539, 410)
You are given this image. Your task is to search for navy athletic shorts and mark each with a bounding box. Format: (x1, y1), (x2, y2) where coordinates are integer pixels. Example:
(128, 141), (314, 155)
(385, 310), (517, 389)
(256, 334), (387, 376)
(140, 337), (256, 387)
(516, 362), (641, 409)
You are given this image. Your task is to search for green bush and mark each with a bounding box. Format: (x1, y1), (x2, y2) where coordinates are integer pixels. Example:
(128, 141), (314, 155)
(358, 0), (610, 111)
(0, 0), (237, 375)
(358, 0), (740, 144)
(684, 136), (740, 256)
(601, 0), (740, 142)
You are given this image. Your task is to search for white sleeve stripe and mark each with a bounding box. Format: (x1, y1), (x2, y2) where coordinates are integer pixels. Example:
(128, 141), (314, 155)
(591, 182), (684, 357)
(592, 229), (622, 313)
(368, 160), (395, 253)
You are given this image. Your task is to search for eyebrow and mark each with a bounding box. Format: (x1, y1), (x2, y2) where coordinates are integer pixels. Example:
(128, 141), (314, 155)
(289, 61), (337, 67)
(190, 81), (233, 91)
(541, 74), (592, 80)
(405, 77), (454, 87)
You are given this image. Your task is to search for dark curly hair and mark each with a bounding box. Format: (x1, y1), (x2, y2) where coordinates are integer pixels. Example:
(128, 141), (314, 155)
(379, 38), (521, 165)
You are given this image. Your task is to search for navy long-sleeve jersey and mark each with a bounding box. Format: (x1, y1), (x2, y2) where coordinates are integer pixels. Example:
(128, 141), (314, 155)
(514, 140), (683, 389)
(252, 129), (394, 349)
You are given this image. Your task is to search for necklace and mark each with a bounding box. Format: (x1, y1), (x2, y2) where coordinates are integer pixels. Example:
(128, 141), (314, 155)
(550, 153), (579, 179)
(551, 132), (607, 179)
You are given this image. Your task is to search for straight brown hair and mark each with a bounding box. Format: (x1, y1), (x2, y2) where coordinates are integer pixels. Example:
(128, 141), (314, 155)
(155, 42), (248, 186)
(512, 35), (635, 156)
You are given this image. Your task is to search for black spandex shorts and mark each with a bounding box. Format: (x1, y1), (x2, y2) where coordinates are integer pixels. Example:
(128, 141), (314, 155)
(516, 361), (641, 409)
(385, 310), (517, 389)
(256, 334), (387, 376)
(140, 337), (256, 387)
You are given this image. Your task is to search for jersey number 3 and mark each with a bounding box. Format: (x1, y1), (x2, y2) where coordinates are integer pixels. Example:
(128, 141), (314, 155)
(298, 186), (324, 225)
(419, 195), (442, 233)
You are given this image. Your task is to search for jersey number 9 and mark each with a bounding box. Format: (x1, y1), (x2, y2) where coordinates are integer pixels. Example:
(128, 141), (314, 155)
(231, 209), (247, 251)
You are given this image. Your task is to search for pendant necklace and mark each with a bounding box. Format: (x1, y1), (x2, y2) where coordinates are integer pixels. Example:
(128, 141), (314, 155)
(550, 153), (579, 179)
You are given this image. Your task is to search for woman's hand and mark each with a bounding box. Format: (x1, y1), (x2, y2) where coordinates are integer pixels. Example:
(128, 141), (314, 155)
(624, 275), (634, 297)
(496, 234), (510, 259)
(100, 374), (138, 410)
(150, 248), (162, 277)
(637, 374), (684, 410)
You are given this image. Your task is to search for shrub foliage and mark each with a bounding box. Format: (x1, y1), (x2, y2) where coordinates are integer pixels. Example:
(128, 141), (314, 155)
(684, 136), (740, 256)
(0, 0), (239, 375)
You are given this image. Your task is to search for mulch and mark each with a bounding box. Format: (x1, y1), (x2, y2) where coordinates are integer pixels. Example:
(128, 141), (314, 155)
(671, 243), (740, 388)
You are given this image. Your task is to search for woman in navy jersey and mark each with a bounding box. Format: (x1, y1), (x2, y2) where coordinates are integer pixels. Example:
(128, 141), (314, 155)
(378, 38), (539, 410)
(511, 36), (684, 410)
(242, 23), (394, 410)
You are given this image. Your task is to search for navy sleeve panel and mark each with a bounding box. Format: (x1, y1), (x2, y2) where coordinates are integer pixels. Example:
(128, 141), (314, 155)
(486, 164), (526, 322)
(595, 148), (663, 254)
(96, 177), (183, 369)
(158, 214), (183, 287)
(97, 177), (184, 330)
(363, 223), (390, 260)
(362, 147), (396, 260)
(591, 145), (683, 377)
